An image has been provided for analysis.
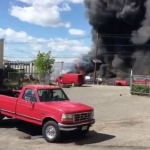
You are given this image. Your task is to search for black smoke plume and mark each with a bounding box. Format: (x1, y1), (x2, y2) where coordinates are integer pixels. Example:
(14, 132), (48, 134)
(77, 0), (150, 77)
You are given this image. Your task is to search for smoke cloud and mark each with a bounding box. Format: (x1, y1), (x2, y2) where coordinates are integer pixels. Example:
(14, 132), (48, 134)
(79, 0), (150, 77)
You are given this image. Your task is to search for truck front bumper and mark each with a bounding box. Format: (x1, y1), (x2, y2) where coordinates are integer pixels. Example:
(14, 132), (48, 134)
(58, 119), (95, 131)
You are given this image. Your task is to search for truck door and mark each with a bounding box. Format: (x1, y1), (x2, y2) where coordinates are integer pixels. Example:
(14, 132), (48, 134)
(16, 88), (42, 125)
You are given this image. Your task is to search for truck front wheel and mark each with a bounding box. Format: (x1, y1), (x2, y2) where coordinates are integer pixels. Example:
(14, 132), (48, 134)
(42, 121), (61, 143)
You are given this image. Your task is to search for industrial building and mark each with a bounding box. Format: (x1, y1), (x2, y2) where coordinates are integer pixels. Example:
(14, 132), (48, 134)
(4, 61), (35, 74)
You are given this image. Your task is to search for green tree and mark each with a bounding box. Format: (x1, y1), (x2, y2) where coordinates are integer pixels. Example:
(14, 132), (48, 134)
(34, 51), (55, 75)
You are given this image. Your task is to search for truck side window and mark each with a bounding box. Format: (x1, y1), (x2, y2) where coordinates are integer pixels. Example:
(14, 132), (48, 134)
(23, 89), (37, 102)
(53, 89), (64, 99)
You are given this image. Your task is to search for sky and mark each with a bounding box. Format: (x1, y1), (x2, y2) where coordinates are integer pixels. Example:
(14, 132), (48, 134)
(0, 0), (92, 66)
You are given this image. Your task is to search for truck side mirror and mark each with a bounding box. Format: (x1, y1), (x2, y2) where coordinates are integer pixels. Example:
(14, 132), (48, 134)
(30, 101), (35, 107)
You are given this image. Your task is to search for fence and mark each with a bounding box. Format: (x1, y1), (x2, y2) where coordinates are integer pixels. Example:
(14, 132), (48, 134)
(130, 74), (150, 95)
(4, 72), (54, 89)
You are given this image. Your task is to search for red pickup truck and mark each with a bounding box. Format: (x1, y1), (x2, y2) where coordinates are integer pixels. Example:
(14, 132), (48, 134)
(0, 85), (95, 142)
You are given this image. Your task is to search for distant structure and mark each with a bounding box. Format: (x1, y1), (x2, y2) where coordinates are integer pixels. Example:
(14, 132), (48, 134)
(4, 61), (35, 74)
(4, 61), (64, 81)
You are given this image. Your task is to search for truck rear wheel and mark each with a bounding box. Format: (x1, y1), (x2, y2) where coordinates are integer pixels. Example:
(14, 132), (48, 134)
(0, 115), (4, 122)
(42, 121), (61, 143)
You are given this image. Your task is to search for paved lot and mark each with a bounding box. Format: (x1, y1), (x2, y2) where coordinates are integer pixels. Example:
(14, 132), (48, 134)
(1, 85), (150, 150)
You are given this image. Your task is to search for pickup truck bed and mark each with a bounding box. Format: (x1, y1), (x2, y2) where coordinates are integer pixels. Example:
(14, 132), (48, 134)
(0, 90), (20, 118)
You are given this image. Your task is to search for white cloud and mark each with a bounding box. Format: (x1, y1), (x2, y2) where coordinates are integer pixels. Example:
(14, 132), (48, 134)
(69, 28), (85, 36)
(47, 38), (89, 53)
(68, 0), (83, 3)
(9, 0), (82, 27)
(0, 28), (90, 62)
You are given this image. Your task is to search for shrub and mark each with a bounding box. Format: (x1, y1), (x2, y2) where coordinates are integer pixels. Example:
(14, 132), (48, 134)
(131, 84), (150, 96)
(3, 82), (22, 90)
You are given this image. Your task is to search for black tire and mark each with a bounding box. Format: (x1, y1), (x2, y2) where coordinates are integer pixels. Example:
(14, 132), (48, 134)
(42, 121), (61, 143)
(0, 115), (4, 122)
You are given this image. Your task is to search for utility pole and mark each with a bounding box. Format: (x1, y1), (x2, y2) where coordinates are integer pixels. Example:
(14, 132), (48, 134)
(60, 61), (64, 76)
(93, 33), (99, 84)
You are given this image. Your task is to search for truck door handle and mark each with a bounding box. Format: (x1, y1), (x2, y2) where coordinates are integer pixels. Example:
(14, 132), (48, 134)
(18, 101), (23, 104)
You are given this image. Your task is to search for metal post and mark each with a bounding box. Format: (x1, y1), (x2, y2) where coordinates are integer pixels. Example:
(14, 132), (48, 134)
(93, 33), (99, 84)
(130, 69), (133, 93)
(61, 61), (64, 76)
(148, 75), (150, 96)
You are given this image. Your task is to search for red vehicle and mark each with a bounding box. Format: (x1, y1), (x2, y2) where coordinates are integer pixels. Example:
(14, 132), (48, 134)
(55, 73), (85, 86)
(115, 79), (127, 86)
(133, 78), (150, 85)
(0, 85), (95, 142)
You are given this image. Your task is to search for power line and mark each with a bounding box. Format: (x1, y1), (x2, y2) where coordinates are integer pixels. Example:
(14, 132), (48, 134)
(4, 35), (91, 44)
(4, 51), (150, 56)
(4, 54), (150, 59)
(97, 33), (150, 38)
(5, 51), (150, 56)
(3, 34), (150, 45)
(7, 44), (150, 49)
(4, 55), (82, 58)
(4, 44), (150, 59)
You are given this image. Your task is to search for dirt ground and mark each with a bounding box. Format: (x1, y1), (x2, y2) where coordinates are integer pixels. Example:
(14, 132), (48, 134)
(1, 85), (150, 150)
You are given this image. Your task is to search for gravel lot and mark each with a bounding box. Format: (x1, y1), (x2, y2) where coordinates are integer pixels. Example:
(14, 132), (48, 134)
(1, 85), (150, 150)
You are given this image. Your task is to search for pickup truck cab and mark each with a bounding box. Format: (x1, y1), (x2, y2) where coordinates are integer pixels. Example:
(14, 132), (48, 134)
(0, 85), (95, 142)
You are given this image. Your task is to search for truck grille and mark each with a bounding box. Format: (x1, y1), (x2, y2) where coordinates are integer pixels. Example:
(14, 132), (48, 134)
(73, 112), (92, 122)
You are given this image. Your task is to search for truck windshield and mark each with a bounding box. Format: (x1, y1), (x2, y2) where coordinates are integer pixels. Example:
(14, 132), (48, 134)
(37, 89), (69, 102)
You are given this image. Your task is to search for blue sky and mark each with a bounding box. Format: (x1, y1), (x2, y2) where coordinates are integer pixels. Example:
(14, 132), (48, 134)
(0, 0), (92, 63)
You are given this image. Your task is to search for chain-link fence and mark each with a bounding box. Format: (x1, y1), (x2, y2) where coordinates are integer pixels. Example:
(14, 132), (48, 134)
(4, 72), (52, 89)
(130, 74), (150, 95)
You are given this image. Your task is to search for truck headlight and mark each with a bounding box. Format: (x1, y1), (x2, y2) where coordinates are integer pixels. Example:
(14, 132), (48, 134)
(91, 110), (94, 119)
(61, 114), (73, 122)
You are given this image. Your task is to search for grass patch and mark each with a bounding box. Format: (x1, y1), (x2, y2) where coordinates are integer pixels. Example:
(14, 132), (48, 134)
(131, 84), (150, 96)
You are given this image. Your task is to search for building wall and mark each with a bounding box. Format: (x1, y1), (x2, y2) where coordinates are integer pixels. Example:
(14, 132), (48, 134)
(4, 61), (62, 79)
(0, 39), (4, 69)
(3, 61), (69, 82)
(4, 61), (35, 74)
(0, 39), (4, 87)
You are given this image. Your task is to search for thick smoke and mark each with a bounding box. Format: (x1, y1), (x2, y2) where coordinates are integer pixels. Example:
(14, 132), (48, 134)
(81, 0), (150, 77)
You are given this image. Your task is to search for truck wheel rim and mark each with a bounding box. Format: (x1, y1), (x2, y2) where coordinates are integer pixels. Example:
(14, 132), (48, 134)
(46, 126), (56, 139)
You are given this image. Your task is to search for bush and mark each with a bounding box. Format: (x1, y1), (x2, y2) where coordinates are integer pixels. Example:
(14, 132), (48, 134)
(3, 82), (22, 90)
(131, 84), (150, 96)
